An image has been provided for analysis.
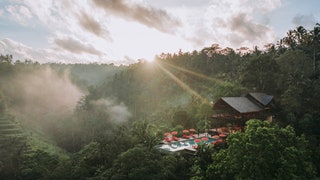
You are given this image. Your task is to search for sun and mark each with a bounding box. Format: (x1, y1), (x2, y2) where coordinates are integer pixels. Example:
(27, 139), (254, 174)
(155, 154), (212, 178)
(138, 57), (155, 63)
(144, 57), (155, 62)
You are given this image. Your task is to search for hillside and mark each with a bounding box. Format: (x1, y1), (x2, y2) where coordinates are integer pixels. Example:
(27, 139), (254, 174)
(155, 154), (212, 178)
(0, 24), (320, 179)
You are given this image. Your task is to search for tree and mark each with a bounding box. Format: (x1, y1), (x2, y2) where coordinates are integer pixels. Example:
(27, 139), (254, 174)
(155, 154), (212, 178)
(131, 120), (161, 151)
(20, 150), (60, 180)
(103, 146), (178, 180)
(276, 50), (313, 113)
(280, 25), (320, 77)
(0, 91), (6, 113)
(0, 54), (13, 64)
(282, 30), (297, 49)
(212, 81), (247, 100)
(240, 54), (280, 93)
(311, 23), (320, 76)
(0, 54), (14, 76)
(195, 103), (212, 133)
(190, 144), (215, 179)
(206, 120), (316, 179)
(173, 110), (191, 127)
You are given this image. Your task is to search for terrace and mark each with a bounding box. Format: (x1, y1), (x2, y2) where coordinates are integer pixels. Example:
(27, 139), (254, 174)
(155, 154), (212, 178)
(157, 128), (233, 154)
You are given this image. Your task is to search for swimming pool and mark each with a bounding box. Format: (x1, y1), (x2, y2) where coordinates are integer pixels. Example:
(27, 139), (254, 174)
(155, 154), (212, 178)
(158, 137), (218, 152)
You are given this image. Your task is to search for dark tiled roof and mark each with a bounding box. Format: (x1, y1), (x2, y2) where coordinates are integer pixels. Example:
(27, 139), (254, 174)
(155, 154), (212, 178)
(221, 97), (262, 113)
(248, 93), (273, 106)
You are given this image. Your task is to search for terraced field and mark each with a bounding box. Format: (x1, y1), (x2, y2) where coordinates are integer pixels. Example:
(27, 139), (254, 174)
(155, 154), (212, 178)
(0, 114), (30, 155)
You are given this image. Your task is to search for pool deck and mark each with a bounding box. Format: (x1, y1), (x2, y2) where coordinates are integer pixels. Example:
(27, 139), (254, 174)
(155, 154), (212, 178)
(159, 133), (224, 153)
(159, 143), (197, 152)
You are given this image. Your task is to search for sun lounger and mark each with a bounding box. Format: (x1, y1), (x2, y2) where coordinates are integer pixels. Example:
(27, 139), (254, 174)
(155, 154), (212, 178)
(172, 136), (180, 141)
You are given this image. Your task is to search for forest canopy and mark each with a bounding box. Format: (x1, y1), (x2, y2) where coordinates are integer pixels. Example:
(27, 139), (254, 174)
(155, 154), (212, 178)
(0, 24), (320, 179)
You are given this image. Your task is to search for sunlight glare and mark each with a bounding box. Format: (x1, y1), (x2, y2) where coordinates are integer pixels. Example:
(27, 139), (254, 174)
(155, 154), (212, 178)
(155, 61), (209, 104)
(161, 61), (227, 85)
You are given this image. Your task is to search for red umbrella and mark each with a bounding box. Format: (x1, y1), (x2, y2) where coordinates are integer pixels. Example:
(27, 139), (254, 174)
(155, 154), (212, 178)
(164, 132), (170, 136)
(212, 135), (219, 139)
(189, 128), (196, 132)
(219, 134), (227, 138)
(194, 139), (201, 143)
(182, 129), (189, 133)
(201, 137), (209, 141)
(171, 131), (178, 135)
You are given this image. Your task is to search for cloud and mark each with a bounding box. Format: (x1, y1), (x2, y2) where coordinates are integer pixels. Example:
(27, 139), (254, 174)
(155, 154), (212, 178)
(6, 5), (33, 25)
(0, 38), (138, 65)
(21, 1), (71, 29)
(147, 0), (212, 8)
(53, 36), (102, 56)
(4, 0), (312, 64)
(292, 14), (316, 28)
(0, 38), (46, 61)
(182, 0), (279, 48)
(77, 11), (112, 41)
(92, 0), (181, 34)
(227, 13), (273, 46)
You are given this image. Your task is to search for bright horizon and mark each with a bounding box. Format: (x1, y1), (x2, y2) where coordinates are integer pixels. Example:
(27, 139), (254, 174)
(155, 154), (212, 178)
(0, 0), (319, 65)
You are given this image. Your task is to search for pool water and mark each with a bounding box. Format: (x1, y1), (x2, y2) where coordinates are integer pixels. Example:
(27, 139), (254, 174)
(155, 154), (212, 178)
(158, 137), (218, 152)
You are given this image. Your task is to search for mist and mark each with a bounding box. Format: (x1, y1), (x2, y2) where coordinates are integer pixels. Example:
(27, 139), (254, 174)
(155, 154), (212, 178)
(1, 64), (133, 141)
(91, 98), (132, 124)
(6, 66), (84, 128)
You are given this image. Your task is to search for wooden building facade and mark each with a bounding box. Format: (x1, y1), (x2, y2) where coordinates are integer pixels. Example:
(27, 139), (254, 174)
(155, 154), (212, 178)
(212, 93), (274, 126)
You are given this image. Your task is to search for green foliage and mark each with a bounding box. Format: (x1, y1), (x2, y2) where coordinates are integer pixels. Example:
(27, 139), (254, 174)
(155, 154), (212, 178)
(241, 54), (280, 93)
(212, 82), (248, 100)
(131, 120), (162, 151)
(276, 50), (313, 87)
(207, 120), (316, 179)
(2, 24), (320, 178)
(101, 146), (178, 180)
(0, 91), (7, 113)
(275, 50), (318, 116)
(20, 150), (60, 180)
(173, 110), (191, 127)
(0, 54), (14, 77)
(190, 144), (215, 179)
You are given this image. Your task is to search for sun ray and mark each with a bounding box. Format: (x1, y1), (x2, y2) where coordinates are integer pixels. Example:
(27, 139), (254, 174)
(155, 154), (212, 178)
(160, 61), (227, 85)
(155, 61), (209, 104)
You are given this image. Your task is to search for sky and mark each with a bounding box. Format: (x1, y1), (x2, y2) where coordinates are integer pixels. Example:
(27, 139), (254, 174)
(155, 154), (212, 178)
(0, 0), (319, 65)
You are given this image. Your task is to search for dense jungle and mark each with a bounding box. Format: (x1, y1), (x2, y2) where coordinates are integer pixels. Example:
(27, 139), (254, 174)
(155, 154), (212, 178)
(1, 24), (320, 179)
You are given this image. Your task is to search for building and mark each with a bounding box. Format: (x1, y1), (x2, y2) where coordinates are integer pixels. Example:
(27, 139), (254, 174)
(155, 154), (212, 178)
(212, 93), (274, 127)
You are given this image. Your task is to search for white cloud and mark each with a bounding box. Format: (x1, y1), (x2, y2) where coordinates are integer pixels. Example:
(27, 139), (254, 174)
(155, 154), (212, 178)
(92, 0), (181, 34)
(53, 36), (103, 56)
(2, 0), (319, 65)
(1, 38), (91, 64)
(76, 10), (112, 41)
(6, 5), (33, 25)
(22, 1), (75, 31)
(175, 0), (281, 48)
(0, 38), (118, 64)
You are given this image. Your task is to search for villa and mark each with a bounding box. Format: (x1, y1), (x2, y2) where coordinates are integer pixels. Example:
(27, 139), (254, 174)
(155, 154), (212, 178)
(211, 92), (274, 127)
(157, 93), (274, 154)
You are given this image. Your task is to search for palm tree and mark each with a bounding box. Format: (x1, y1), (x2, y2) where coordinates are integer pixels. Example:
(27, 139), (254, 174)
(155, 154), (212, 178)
(311, 23), (320, 76)
(131, 120), (160, 151)
(282, 30), (297, 49)
(295, 26), (307, 45)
